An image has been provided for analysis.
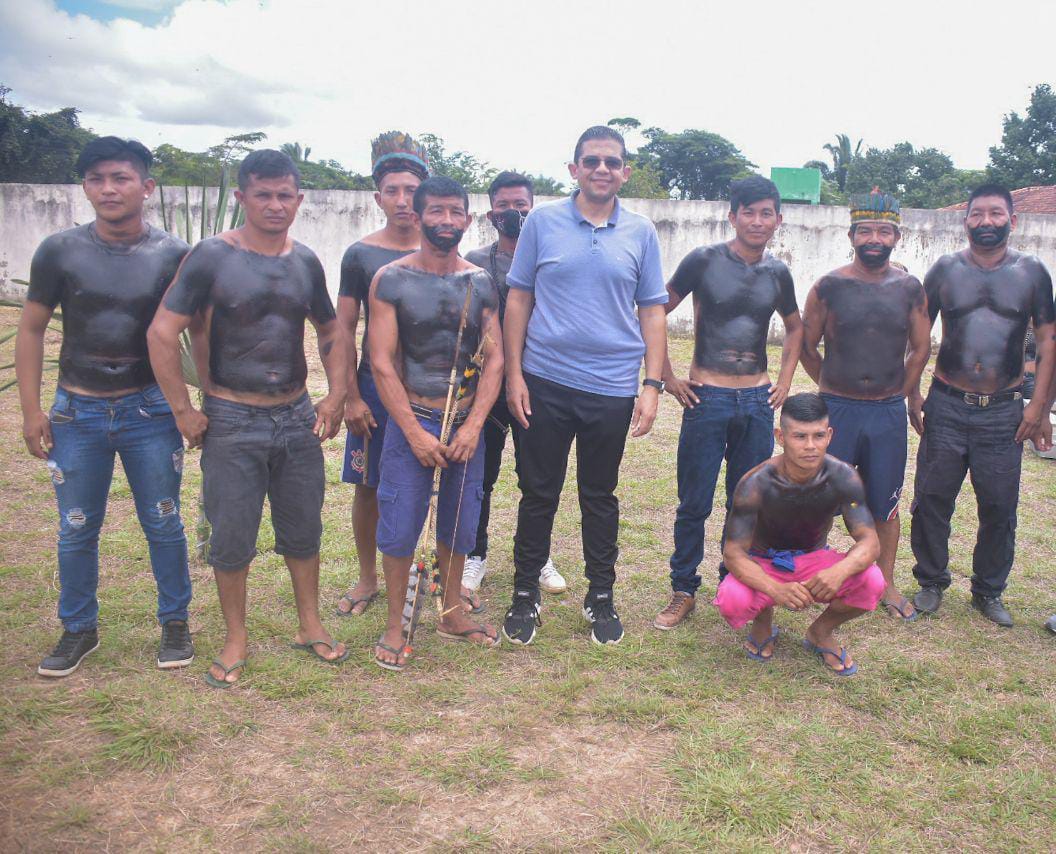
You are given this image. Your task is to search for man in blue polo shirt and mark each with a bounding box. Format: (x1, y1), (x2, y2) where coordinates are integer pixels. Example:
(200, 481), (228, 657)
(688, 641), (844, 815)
(502, 125), (668, 646)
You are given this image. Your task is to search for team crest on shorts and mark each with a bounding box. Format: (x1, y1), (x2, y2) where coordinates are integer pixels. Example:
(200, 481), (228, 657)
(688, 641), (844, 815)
(350, 449), (365, 474)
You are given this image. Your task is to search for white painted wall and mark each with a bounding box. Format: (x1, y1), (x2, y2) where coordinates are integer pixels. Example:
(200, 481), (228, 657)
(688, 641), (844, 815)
(4, 184), (1056, 330)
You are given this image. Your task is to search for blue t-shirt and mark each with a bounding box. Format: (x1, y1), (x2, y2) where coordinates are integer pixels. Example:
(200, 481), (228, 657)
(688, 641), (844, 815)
(507, 192), (667, 397)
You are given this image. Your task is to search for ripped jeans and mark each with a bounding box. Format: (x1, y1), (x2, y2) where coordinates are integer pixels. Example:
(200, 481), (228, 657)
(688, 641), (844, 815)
(47, 384), (191, 632)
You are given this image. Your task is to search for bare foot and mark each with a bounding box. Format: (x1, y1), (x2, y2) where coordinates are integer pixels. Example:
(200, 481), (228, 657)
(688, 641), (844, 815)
(745, 618), (778, 660)
(293, 625), (347, 661)
(880, 585), (917, 620)
(437, 611), (498, 647)
(460, 585), (482, 613)
(804, 625), (855, 674)
(208, 635), (248, 685)
(336, 579), (379, 615)
(375, 626), (410, 668)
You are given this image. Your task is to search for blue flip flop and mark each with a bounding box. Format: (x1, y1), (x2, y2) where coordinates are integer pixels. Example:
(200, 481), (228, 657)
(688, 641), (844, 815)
(744, 628), (779, 661)
(803, 639), (858, 677)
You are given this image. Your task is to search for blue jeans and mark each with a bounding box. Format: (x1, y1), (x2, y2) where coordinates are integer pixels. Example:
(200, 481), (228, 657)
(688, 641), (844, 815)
(47, 385), (191, 632)
(669, 384), (774, 595)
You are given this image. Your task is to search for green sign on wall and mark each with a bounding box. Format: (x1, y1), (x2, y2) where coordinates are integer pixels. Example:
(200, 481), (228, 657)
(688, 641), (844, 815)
(770, 167), (822, 205)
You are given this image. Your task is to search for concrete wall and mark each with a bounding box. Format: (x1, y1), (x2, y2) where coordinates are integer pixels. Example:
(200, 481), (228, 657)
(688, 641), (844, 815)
(4, 183), (1056, 328)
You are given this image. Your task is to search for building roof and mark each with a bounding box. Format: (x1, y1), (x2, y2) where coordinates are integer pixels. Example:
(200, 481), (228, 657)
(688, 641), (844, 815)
(943, 185), (1056, 214)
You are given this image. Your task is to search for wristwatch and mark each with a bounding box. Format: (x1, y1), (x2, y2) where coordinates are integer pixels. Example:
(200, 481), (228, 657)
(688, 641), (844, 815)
(642, 378), (665, 393)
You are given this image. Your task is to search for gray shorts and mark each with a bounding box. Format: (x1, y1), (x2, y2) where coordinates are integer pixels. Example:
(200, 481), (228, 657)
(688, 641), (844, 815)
(201, 393), (324, 571)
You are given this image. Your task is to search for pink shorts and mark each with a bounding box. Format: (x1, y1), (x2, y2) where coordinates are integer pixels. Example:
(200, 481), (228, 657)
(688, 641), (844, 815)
(712, 548), (885, 629)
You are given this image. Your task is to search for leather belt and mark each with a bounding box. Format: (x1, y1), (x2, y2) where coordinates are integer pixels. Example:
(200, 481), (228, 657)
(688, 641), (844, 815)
(410, 401), (470, 426)
(931, 377), (1022, 408)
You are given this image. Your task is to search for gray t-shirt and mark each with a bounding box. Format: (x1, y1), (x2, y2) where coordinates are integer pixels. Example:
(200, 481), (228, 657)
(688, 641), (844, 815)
(465, 241), (512, 324)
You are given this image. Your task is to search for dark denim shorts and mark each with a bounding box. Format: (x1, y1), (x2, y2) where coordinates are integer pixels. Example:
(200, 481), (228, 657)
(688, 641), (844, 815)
(341, 367), (388, 488)
(823, 393), (907, 521)
(376, 408), (485, 558)
(201, 393), (324, 570)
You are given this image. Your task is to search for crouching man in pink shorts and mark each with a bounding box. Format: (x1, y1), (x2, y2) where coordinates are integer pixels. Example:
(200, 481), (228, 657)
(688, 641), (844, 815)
(714, 392), (884, 676)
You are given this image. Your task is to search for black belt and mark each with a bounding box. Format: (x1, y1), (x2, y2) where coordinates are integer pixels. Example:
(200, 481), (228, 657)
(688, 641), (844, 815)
(931, 377), (1022, 408)
(410, 402), (470, 426)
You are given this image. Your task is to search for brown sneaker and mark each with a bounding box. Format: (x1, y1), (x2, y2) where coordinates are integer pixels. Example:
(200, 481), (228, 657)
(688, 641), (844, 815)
(653, 591), (695, 630)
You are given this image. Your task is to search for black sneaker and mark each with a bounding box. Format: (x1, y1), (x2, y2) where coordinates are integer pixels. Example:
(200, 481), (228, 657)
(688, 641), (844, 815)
(502, 589), (542, 646)
(158, 619), (195, 669)
(37, 629), (99, 678)
(971, 594), (1013, 628)
(583, 590), (624, 645)
(913, 585), (944, 614)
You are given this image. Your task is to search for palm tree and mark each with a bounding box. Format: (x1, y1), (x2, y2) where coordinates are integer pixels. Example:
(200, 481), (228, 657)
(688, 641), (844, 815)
(281, 142), (312, 163)
(823, 134), (863, 191)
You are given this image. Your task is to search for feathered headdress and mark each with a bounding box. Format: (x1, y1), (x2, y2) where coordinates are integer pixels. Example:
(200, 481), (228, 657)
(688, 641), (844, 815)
(849, 186), (901, 226)
(371, 131), (430, 185)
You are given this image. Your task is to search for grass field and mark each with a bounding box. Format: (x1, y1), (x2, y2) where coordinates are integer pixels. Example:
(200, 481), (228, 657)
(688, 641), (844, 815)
(1, 305), (1054, 852)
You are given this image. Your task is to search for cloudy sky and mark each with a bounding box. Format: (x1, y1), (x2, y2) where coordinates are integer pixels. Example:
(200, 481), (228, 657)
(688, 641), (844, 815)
(2, 0), (1054, 183)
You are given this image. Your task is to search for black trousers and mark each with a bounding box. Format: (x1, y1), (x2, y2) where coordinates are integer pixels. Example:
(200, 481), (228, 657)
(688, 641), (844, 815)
(513, 373), (635, 596)
(910, 386), (1023, 597)
(472, 392), (519, 560)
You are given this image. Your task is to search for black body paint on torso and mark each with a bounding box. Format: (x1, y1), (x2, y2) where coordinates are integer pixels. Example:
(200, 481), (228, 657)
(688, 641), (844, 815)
(668, 243), (798, 377)
(464, 241), (512, 324)
(728, 456), (873, 552)
(374, 266), (498, 399)
(338, 242), (413, 372)
(925, 249), (1055, 392)
(164, 238), (335, 396)
(815, 270), (925, 397)
(27, 224), (189, 393)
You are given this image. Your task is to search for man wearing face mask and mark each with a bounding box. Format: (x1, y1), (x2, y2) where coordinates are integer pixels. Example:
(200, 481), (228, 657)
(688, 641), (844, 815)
(800, 190), (931, 623)
(909, 184), (1055, 626)
(462, 172), (566, 598)
(334, 132), (429, 618)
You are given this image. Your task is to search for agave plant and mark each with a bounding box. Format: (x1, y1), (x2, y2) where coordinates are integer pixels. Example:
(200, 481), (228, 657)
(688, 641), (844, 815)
(158, 167), (246, 562)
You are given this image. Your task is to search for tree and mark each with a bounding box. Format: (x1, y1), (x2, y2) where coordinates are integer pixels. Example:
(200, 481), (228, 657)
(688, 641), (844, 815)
(641, 127), (756, 200)
(281, 141), (311, 162)
(987, 83), (1056, 188)
(0, 86), (96, 183)
(845, 142), (980, 209)
(419, 133), (496, 194)
(822, 133), (862, 191)
(525, 173), (566, 196)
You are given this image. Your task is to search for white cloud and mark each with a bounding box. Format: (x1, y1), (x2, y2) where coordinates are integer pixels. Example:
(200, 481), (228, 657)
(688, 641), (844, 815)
(2, 0), (1056, 182)
(101, 0), (179, 10)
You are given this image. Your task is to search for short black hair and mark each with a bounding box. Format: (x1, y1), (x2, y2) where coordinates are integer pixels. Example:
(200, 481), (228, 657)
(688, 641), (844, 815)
(729, 176), (781, 214)
(412, 175), (469, 216)
(573, 126), (627, 163)
(967, 183), (1014, 215)
(780, 392), (829, 425)
(488, 171), (533, 204)
(237, 149), (301, 191)
(76, 136), (152, 179)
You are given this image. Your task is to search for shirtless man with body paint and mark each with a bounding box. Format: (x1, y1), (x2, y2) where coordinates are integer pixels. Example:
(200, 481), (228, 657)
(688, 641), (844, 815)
(908, 183), (1056, 627)
(715, 393), (884, 676)
(368, 176), (504, 671)
(801, 191), (931, 622)
(17, 137), (195, 678)
(148, 149), (348, 687)
(654, 176), (804, 630)
(334, 132), (428, 618)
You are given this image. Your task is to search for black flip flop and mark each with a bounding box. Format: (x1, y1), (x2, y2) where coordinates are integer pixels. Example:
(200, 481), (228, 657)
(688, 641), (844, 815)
(335, 591), (379, 617)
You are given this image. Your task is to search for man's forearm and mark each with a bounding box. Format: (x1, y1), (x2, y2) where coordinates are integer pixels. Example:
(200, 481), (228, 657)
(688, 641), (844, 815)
(1032, 329), (1056, 408)
(14, 328), (46, 416)
(372, 357), (420, 437)
(466, 352), (504, 430)
(503, 291), (531, 377)
(639, 305), (667, 380)
(724, 545), (779, 596)
(317, 325), (348, 400)
(902, 345), (930, 397)
(147, 329), (195, 415)
(777, 321), (804, 387)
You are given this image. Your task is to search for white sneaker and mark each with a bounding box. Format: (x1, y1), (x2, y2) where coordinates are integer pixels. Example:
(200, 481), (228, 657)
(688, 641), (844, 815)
(539, 557), (567, 594)
(463, 555), (487, 592)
